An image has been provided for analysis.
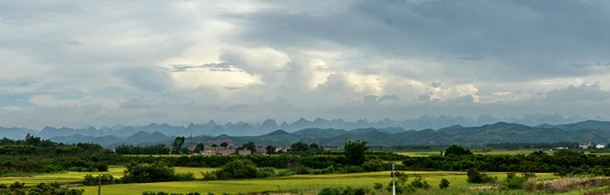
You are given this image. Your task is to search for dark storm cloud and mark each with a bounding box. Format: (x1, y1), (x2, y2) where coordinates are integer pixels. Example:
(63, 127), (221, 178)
(226, 0), (610, 81)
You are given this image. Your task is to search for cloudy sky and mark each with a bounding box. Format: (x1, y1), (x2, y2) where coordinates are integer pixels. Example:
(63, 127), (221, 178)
(1, 0), (610, 129)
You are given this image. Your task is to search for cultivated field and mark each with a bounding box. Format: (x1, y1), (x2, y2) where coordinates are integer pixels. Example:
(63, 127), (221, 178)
(0, 166), (217, 186)
(72, 171), (558, 195)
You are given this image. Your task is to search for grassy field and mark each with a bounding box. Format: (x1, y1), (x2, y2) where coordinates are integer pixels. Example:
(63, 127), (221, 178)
(0, 166), (566, 194)
(0, 166), (217, 186)
(74, 171), (559, 195)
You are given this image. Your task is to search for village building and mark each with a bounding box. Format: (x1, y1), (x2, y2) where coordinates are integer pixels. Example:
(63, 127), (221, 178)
(596, 143), (606, 149)
(579, 142), (593, 149)
(238, 149), (251, 155)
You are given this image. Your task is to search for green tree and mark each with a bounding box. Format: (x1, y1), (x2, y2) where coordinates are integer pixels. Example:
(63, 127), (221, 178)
(344, 140), (370, 165)
(309, 143), (322, 153)
(171, 136), (185, 154)
(121, 161), (177, 183)
(266, 145), (276, 154)
(290, 142), (309, 152)
(220, 142), (228, 148)
(439, 178), (450, 189)
(444, 145), (472, 156)
(215, 159), (258, 179)
(239, 142), (256, 153)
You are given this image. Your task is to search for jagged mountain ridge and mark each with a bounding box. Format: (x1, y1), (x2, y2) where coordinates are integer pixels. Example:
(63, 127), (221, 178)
(0, 114), (596, 140)
(43, 121), (610, 148)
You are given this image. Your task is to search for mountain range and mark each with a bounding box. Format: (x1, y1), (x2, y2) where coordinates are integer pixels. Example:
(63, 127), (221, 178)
(0, 114), (596, 140)
(26, 120), (610, 148)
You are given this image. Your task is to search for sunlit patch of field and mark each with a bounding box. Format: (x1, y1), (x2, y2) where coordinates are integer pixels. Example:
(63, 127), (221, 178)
(0, 165), (125, 186)
(0, 166), (218, 186)
(395, 152), (436, 157)
(76, 171), (558, 195)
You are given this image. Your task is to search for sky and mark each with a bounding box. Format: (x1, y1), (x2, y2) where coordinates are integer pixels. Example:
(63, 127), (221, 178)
(1, 0), (610, 129)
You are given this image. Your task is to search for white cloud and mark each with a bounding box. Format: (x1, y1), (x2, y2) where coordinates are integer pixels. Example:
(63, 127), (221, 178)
(1, 0), (610, 128)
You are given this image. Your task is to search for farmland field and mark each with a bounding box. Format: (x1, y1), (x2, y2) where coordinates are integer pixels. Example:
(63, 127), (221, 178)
(74, 171), (559, 195)
(0, 166), (217, 186)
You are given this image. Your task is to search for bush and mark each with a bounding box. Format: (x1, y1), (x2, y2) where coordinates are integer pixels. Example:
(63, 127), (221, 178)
(386, 180), (414, 194)
(175, 172), (195, 181)
(362, 159), (384, 172)
(201, 171), (218, 180)
(276, 170), (295, 177)
(311, 166), (335, 174)
(0, 184), (6, 189)
(215, 159), (258, 179)
(40, 164), (63, 173)
(467, 168), (496, 183)
(373, 182), (383, 191)
(342, 166), (364, 173)
(121, 161), (176, 183)
(257, 167), (276, 178)
(500, 172), (527, 190)
(319, 186), (367, 195)
(318, 187), (339, 195)
(287, 162), (311, 174)
(410, 175), (430, 189)
(439, 178), (450, 189)
(10, 182), (24, 189)
(83, 173), (117, 185)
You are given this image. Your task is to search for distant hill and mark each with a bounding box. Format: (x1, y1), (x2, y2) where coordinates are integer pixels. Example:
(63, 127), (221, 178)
(3, 116), (610, 147)
(43, 120), (609, 148)
(2, 114), (596, 139)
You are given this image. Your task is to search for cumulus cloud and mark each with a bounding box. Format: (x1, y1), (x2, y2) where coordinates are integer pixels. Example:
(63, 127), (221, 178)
(0, 0), (610, 128)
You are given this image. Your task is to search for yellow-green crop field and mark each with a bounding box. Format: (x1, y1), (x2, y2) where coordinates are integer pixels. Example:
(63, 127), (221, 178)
(0, 165), (565, 194)
(0, 166), (217, 186)
(72, 171), (558, 195)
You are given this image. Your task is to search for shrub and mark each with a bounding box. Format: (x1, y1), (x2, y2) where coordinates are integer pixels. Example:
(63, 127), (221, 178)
(373, 182), (383, 191)
(386, 181), (408, 194)
(83, 173), (117, 185)
(276, 170), (295, 177)
(215, 159), (258, 179)
(121, 161), (176, 183)
(410, 175), (430, 189)
(257, 167), (276, 178)
(467, 168), (496, 183)
(175, 172), (195, 181)
(439, 178), (450, 189)
(318, 187), (339, 195)
(362, 159), (384, 172)
(201, 171), (218, 180)
(500, 172), (527, 190)
(287, 162), (311, 174)
(0, 184), (6, 189)
(40, 164), (63, 173)
(342, 166), (364, 173)
(312, 166), (335, 174)
(319, 186), (367, 195)
(10, 182), (24, 189)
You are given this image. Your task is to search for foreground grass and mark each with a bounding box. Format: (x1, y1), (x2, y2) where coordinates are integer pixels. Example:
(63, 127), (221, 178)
(76, 171), (557, 195)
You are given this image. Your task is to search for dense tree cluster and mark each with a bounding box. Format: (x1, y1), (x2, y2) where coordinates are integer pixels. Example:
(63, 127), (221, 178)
(402, 150), (610, 176)
(115, 144), (170, 155)
(444, 145), (473, 156)
(288, 142), (324, 154)
(0, 135), (110, 174)
(344, 140), (370, 165)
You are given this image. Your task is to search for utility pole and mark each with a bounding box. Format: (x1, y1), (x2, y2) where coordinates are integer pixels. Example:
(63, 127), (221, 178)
(98, 174), (101, 195)
(392, 164), (395, 195)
